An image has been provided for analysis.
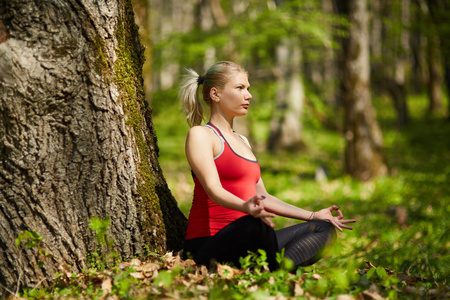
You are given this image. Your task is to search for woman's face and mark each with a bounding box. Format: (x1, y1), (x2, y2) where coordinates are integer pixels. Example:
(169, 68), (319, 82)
(214, 72), (252, 117)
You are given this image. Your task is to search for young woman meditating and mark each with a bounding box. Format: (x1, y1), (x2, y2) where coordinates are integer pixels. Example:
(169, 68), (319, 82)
(179, 61), (355, 270)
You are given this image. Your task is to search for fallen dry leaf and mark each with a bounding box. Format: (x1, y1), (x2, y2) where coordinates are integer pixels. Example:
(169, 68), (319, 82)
(294, 282), (304, 297)
(337, 295), (354, 300)
(217, 264), (244, 279)
(359, 290), (385, 300)
(129, 258), (142, 267)
(130, 272), (145, 280)
(100, 276), (112, 294)
(141, 262), (160, 278)
(179, 258), (196, 269)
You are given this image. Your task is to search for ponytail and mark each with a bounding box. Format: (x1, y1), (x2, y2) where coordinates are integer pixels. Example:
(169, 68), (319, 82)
(179, 68), (203, 127)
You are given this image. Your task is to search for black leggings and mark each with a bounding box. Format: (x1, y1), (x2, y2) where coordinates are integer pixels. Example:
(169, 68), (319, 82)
(182, 215), (336, 271)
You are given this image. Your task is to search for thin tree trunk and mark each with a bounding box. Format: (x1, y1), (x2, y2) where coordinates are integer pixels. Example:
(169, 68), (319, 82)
(425, 0), (445, 116)
(268, 38), (305, 153)
(209, 0), (228, 27)
(384, 0), (410, 127)
(426, 32), (443, 114)
(337, 0), (388, 181)
(0, 0), (186, 293)
(321, 0), (337, 106)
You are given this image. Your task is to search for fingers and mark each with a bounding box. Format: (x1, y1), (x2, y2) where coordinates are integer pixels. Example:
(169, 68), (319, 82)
(340, 224), (353, 230)
(340, 219), (356, 224)
(329, 219), (343, 232)
(246, 195), (276, 227)
(262, 216), (275, 228)
(330, 218), (355, 231)
(330, 205), (344, 219)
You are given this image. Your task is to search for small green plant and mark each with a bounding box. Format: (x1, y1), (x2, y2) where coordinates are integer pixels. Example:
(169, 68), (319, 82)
(88, 216), (118, 269)
(16, 230), (42, 249)
(276, 248), (295, 271)
(89, 216), (112, 248)
(239, 249), (269, 275)
(112, 268), (137, 299)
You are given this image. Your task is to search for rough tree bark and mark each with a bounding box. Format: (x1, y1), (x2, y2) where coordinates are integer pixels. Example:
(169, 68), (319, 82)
(337, 0), (388, 181)
(0, 0), (186, 293)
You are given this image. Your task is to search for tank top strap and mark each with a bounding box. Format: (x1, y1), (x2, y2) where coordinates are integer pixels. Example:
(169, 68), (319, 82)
(205, 123), (225, 160)
(205, 123), (222, 137)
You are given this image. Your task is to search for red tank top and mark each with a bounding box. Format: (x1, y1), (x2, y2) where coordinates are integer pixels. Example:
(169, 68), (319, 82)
(185, 123), (261, 239)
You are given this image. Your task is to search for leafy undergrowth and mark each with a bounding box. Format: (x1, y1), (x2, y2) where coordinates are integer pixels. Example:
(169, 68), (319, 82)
(17, 250), (447, 300)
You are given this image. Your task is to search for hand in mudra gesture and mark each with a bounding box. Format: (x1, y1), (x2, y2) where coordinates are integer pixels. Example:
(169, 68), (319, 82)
(244, 195), (275, 228)
(315, 205), (356, 231)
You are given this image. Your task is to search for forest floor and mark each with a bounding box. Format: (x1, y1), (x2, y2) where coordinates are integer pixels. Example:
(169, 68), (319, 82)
(16, 94), (449, 299)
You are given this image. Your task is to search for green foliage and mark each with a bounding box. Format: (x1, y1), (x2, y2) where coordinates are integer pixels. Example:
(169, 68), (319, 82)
(89, 216), (111, 247)
(16, 230), (42, 249)
(152, 0), (345, 71)
(113, 268), (137, 299)
(87, 216), (119, 270)
(239, 249), (269, 275)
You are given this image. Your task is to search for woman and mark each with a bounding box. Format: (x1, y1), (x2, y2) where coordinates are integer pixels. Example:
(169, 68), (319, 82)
(179, 61), (355, 271)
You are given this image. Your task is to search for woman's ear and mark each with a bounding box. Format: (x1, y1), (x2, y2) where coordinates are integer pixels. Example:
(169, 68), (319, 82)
(210, 87), (220, 102)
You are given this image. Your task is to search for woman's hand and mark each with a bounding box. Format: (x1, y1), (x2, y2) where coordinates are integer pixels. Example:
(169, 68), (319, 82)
(244, 195), (276, 228)
(314, 205), (356, 232)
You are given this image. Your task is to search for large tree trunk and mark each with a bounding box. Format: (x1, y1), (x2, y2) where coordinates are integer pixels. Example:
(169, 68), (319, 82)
(268, 38), (305, 152)
(337, 0), (388, 181)
(0, 0), (186, 293)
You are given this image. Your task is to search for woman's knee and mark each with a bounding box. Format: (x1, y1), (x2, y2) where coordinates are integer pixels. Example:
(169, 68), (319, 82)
(317, 221), (337, 244)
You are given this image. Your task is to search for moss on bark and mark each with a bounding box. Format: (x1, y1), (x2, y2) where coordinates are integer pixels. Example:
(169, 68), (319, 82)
(113, 0), (166, 250)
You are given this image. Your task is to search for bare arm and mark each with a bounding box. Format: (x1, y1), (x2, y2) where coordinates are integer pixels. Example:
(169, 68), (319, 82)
(255, 178), (312, 220)
(256, 178), (356, 231)
(185, 127), (275, 226)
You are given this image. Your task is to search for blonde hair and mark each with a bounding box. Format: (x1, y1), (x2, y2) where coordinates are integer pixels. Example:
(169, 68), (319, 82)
(179, 61), (248, 127)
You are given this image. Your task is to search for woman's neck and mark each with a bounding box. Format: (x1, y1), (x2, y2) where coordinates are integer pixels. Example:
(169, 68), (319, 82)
(209, 115), (234, 133)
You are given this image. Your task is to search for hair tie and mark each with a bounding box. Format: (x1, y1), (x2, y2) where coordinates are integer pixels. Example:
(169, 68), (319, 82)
(197, 75), (204, 85)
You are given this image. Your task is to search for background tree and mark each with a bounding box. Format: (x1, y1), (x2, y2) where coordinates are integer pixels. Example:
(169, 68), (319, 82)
(424, 1), (444, 115)
(426, 0), (450, 118)
(371, 0), (410, 127)
(0, 0), (186, 293)
(267, 37), (306, 152)
(336, 0), (388, 181)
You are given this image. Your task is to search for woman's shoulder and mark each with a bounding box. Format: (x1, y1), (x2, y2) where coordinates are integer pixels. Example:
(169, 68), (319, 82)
(187, 125), (211, 136)
(186, 125), (216, 143)
(186, 125), (219, 156)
